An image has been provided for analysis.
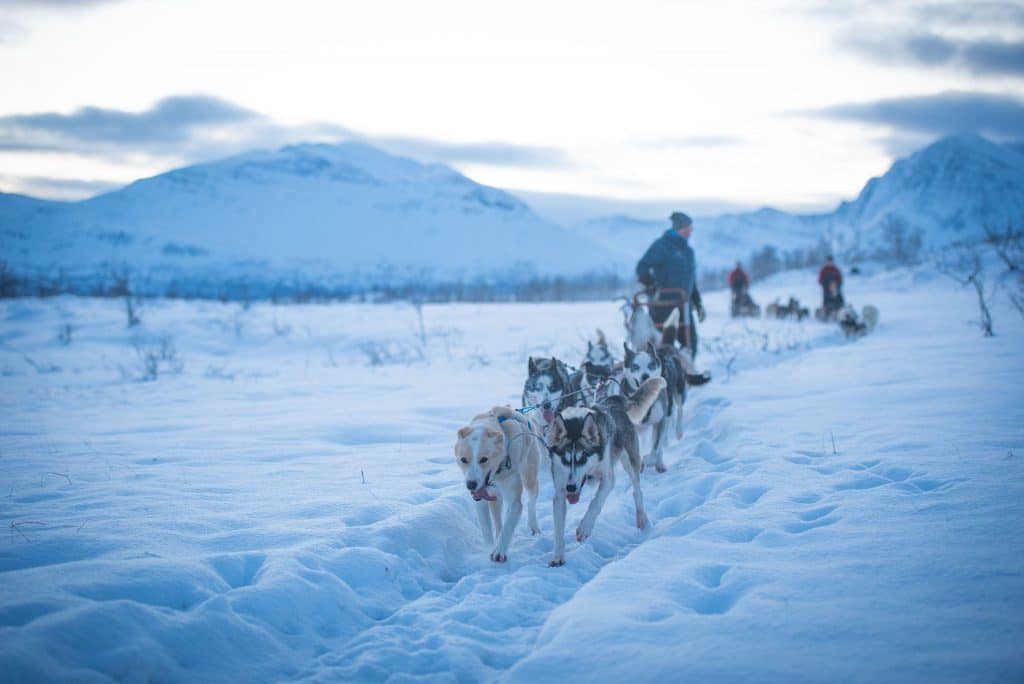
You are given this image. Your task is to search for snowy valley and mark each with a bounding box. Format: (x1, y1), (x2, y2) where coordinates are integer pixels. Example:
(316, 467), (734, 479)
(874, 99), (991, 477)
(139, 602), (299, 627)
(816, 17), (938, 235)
(1, 268), (1022, 681)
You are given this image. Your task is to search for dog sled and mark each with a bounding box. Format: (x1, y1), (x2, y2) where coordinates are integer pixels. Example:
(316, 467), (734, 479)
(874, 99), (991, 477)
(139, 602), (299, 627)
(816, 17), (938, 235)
(623, 288), (693, 350)
(620, 289), (711, 385)
(730, 287), (761, 318)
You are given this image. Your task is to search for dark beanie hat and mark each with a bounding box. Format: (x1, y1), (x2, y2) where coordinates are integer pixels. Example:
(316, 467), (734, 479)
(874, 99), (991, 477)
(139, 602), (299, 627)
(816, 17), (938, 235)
(670, 211), (692, 228)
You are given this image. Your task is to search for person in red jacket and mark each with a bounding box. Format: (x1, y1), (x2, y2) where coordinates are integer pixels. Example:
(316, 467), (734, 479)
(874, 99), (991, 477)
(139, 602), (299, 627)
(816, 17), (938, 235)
(728, 262), (749, 294)
(818, 256), (844, 316)
(728, 262), (752, 317)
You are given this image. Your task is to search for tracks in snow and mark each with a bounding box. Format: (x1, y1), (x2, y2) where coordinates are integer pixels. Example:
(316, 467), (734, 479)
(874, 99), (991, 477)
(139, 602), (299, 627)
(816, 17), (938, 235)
(298, 334), (961, 682)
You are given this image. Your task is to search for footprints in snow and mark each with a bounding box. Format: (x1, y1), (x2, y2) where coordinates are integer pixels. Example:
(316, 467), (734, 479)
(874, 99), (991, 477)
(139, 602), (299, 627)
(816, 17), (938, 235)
(780, 444), (961, 535)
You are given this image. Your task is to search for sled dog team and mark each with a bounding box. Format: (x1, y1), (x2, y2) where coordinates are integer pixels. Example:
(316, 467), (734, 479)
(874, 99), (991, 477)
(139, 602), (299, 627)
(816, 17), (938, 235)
(454, 323), (708, 567)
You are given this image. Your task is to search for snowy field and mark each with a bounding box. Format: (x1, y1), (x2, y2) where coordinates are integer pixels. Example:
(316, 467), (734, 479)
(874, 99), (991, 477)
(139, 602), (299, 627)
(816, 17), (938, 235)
(1, 268), (1022, 682)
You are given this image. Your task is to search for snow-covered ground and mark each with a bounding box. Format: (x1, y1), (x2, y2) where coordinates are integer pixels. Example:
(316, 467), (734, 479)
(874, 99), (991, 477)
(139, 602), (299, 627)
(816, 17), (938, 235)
(1, 268), (1022, 682)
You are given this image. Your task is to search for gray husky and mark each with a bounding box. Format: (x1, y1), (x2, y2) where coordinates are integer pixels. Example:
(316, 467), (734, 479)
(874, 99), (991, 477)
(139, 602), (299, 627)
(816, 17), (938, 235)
(622, 341), (688, 472)
(573, 329), (622, 404)
(522, 356), (574, 429)
(546, 376), (666, 566)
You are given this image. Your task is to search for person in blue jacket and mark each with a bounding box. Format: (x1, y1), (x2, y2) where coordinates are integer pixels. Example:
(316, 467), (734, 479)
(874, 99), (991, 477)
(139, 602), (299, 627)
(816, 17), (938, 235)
(635, 211), (706, 358)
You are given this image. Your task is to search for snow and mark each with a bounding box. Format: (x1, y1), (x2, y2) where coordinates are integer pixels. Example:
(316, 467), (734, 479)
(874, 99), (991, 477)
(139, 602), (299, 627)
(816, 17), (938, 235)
(1, 268), (1023, 682)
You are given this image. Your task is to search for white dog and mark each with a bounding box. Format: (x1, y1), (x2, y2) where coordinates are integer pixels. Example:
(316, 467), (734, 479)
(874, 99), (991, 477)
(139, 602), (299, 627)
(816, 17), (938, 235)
(455, 406), (543, 562)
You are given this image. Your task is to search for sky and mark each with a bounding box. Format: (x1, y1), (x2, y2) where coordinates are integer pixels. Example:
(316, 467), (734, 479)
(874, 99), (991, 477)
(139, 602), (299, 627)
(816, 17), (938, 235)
(0, 0), (1022, 219)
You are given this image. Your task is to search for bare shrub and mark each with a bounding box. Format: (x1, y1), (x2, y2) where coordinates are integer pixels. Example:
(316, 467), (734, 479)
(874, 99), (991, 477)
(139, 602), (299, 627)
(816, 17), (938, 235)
(57, 324), (73, 346)
(125, 335), (183, 381)
(936, 245), (994, 337)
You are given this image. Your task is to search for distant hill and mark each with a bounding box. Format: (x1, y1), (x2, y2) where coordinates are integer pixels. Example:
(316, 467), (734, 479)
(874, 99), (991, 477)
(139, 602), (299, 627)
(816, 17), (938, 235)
(0, 143), (620, 298)
(579, 134), (1024, 274)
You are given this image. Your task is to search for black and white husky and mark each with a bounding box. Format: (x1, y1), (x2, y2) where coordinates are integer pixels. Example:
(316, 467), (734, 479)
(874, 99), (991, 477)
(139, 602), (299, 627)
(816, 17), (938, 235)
(622, 299), (710, 385)
(522, 356), (574, 428)
(546, 376), (666, 566)
(622, 341), (688, 472)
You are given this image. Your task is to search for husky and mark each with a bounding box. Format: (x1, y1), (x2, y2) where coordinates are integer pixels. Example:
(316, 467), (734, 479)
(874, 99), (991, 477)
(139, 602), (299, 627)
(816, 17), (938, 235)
(522, 356), (574, 429)
(622, 297), (710, 386)
(584, 329), (617, 373)
(546, 376), (666, 566)
(622, 341), (687, 471)
(454, 406), (544, 562)
(572, 330), (622, 405)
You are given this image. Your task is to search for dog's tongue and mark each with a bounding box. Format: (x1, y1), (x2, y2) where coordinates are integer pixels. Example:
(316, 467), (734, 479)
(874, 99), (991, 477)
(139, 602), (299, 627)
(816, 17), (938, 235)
(543, 408), (555, 424)
(566, 491), (581, 504)
(473, 486), (497, 502)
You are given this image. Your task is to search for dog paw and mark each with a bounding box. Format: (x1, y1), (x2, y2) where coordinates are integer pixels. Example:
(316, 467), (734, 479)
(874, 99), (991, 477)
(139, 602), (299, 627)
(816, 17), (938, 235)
(655, 463), (667, 473)
(636, 512), (649, 529)
(530, 525), (540, 536)
(490, 551), (507, 563)
(576, 527), (590, 542)
(549, 558), (565, 567)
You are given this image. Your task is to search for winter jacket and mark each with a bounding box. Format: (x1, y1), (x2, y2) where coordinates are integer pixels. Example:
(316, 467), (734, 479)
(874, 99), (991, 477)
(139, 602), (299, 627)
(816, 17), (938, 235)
(728, 268), (749, 290)
(636, 229), (697, 298)
(818, 263), (842, 288)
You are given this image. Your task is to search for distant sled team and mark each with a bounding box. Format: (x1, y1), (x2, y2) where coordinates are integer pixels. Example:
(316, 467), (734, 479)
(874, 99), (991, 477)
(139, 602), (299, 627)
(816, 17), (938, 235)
(454, 311), (708, 566)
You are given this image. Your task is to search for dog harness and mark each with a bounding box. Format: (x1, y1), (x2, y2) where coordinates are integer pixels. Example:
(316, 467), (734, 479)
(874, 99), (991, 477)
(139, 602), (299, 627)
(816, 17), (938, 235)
(496, 411), (550, 473)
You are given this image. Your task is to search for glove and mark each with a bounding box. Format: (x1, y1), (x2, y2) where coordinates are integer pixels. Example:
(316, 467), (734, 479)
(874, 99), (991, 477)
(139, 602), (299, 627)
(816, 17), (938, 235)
(696, 303), (706, 323)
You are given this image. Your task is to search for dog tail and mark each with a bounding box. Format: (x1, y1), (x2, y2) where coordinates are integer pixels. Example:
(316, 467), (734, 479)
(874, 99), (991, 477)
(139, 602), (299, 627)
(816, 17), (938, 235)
(625, 376), (667, 424)
(685, 372), (711, 386)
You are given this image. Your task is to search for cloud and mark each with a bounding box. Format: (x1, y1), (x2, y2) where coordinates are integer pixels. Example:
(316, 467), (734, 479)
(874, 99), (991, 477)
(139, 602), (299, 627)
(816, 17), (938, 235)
(842, 31), (1024, 76)
(0, 175), (121, 199)
(0, 0), (121, 7)
(0, 95), (576, 199)
(635, 136), (743, 149)
(0, 95), (261, 150)
(0, 95), (572, 171)
(374, 137), (570, 168)
(912, 1), (1024, 27)
(810, 91), (1024, 139)
(809, 1), (1024, 77)
(962, 39), (1024, 76)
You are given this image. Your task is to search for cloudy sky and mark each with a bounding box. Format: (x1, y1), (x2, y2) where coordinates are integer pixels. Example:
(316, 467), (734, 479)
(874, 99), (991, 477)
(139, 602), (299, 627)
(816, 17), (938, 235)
(1, 0), (1022, 219)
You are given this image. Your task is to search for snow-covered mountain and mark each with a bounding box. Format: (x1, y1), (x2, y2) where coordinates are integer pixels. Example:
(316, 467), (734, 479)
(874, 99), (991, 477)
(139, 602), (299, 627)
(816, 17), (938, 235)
(2, 134), (1022, 298)
(581, 134), (1024, 272)
(0, 143), (621, 297)
(826, 133), (1024, 254)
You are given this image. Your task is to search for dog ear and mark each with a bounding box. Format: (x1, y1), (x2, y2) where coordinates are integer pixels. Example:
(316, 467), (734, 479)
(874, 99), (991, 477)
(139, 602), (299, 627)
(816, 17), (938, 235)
(582, 413), (600, 444)
(646, 340), (657, 355)
(549, 415), (567, 444)
(623, 343), (633, 362)
(587, 340), (593, 352)
(457, 426), (472, 439)
(528, 356), (538, 374)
